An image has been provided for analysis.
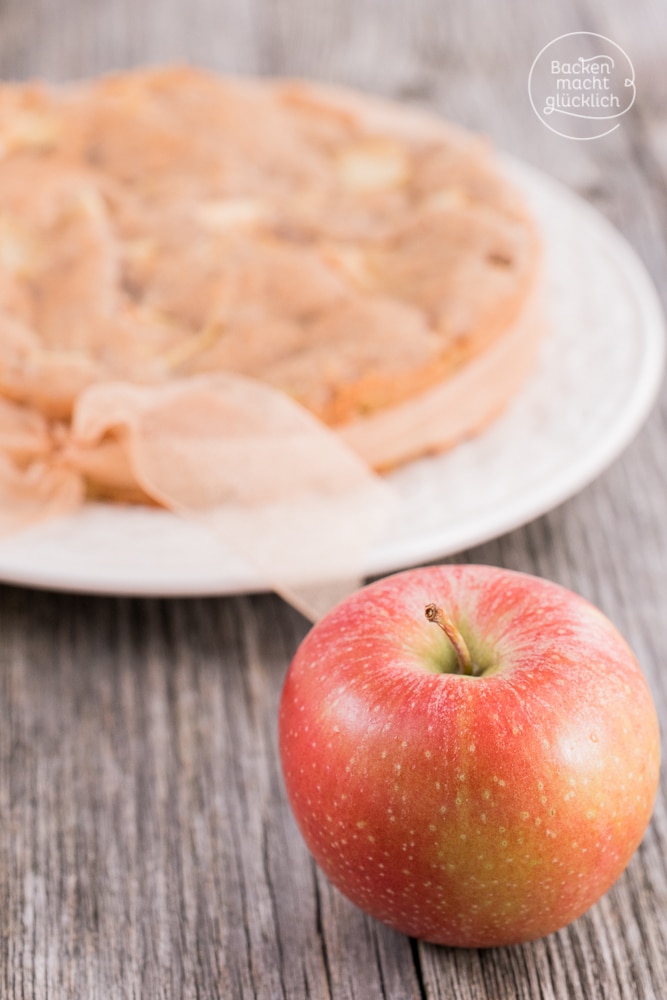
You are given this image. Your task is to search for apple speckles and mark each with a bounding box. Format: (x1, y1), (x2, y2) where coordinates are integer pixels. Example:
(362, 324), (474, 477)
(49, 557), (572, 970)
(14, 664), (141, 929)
(482, 789), (491, 801)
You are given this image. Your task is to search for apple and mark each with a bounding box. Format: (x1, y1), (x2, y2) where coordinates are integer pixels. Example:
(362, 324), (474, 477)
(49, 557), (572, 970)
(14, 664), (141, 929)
(278, 565), (660, 947)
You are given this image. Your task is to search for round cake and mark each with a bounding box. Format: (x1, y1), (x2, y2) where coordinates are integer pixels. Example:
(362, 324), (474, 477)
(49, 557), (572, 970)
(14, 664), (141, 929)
(0, 65), (543, 504)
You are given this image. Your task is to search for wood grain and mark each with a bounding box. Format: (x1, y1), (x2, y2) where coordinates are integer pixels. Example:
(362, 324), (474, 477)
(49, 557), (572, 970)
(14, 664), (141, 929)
(1, 0), (667, 996)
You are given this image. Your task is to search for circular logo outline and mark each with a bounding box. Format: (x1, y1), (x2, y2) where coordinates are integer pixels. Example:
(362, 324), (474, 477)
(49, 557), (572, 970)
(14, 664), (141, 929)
(528, 32), (636, 141)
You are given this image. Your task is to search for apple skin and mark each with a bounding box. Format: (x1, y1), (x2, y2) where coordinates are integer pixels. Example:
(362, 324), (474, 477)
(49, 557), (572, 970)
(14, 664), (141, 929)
(278, 565), (660, 948)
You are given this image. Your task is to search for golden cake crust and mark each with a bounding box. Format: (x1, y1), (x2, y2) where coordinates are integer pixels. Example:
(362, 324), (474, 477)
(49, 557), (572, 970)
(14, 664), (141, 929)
(0, 66), (542, 496)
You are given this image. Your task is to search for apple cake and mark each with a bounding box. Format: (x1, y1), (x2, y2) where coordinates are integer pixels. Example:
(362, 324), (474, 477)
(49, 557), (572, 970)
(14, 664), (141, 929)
(0, 65), (543, 506)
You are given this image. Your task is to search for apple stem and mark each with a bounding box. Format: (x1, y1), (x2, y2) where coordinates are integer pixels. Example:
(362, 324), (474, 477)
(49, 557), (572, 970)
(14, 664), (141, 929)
(424, 603), (474, 676)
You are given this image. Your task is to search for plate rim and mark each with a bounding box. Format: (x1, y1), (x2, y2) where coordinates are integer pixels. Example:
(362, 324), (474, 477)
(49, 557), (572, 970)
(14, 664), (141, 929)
(364, 157), (666, 576)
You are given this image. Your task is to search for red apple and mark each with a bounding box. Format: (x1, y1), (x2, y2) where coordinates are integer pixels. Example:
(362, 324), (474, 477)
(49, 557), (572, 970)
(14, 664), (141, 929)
(278, 565), (660, 947)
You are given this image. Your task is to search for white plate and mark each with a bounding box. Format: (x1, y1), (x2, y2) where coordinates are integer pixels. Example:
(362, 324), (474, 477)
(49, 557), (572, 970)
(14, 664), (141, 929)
(0, 160), (663, 596)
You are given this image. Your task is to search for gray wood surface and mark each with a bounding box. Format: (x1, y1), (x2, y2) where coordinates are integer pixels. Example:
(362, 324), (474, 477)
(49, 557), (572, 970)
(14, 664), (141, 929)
(1, 0), (667, 997)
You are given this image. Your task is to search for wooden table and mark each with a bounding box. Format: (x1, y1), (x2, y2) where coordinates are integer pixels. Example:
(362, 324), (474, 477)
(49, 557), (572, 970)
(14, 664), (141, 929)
(1, 1), (666, 997)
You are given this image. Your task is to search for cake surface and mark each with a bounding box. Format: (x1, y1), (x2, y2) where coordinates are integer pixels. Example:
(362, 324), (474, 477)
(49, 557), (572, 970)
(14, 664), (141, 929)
(0, 66), (543, 500)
